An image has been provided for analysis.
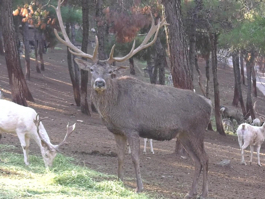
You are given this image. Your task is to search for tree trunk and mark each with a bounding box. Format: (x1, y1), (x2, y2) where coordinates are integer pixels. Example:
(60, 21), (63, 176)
(0, 0), (34, 105)
(210, 33), (225, 135)
(233, 52), (246, 117)
(22, 22), (31, 80)
(34, 28), (41, 73)
(188, 0), (202, 82)
(204, 53), (210, 98)
(96, 0), (106, 60)
(162, 0), (193, 90)
(232, 54), (239, 106)
(81, 0), (91, 115)
(252, 63), (257, 97)
(0, 24), (4, 55)
(245, 51), (256, 119)
(146, 56), (156, 84)
(66, 23), (81, 107)
(39, 32), (45, 71)
(154, 32), (167, 85)
(195, 54), (206, 96)
(240, 52), (245, 85)
(129, 58), (136, 75)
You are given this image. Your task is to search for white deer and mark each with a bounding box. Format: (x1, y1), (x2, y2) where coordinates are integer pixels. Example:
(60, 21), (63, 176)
(0, 99), (76, 167)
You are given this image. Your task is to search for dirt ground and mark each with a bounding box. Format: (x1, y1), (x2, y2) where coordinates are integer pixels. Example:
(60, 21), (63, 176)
(1, 44), (265, 199)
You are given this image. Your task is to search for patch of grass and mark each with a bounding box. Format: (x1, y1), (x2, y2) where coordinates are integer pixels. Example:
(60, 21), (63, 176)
(0, 144), (149, 199)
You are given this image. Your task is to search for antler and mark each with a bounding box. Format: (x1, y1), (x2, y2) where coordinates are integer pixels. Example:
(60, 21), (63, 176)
(106, 13), (168, 64)
(53, 0), (167, 64)
(55, 123), (76, 149)
(52, 0), (98, 63)
(34, 114), (53, 150)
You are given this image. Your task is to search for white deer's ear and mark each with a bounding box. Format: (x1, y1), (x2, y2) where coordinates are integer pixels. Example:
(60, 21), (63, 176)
(74, 58), (93, 71)
(41, 140), (53, 151)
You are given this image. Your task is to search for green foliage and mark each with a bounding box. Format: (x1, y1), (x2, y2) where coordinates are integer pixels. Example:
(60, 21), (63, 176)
(0, 144), (149, 199)
(218, 1), (265, 53)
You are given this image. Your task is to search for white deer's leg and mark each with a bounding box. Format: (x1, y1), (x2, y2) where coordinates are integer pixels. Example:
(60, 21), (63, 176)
(240, 142), (248, 165)
(114, 134), (127, 182)
(249, 145), (254, 165)
(17, 132), (30, 166)
(149, 139), (154, 154)
(127, 141), (131, 154)
(127, 133), (143, 192)
(256, 145), (262, 166)
(143, 138), (147, 153)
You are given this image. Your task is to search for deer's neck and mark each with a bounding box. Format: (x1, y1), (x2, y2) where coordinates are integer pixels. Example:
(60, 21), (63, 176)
(91, 80), (118, 119)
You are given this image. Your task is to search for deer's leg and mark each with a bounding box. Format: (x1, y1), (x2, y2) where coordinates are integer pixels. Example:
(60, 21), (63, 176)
(127, 133), (143, 192)
(150, 139), (154, 154)
(240, 142), (249, 165)
(181, 136), (208, 199)
(114, 134), (127, 181)
(256, 145), (262, 166)
(249, 145), (254, 165)
(143, 138), (147, 153)
(16, 132), (30, 166)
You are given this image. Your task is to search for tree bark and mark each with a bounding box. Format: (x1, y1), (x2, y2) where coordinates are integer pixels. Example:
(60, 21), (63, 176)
(96, 0), (106, 60)
(240, 52), (245, 85)
(22, 22), (31, 80)
(0, 24), (4, 55)
(232, 54), (239, 106)
(34, 28), (41, 73)
(233, 52), (246, 117)
(245, 51), (256, 119)
(0, 0), (34, 105)
(204, 53), (210, 98)
(210, 33), (225, 135)
(155, 32), (167, 85)
(66, 23), (81, 107)
(252, 64), (257, 97)
(129, 58), (136, 75)
(81, 0), (91, 115)
(162, 0), (193, 90)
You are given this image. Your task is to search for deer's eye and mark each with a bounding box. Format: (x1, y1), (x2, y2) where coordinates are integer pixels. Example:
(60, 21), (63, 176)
(108, 70), (113, 74)
(90, 68), (94, 72)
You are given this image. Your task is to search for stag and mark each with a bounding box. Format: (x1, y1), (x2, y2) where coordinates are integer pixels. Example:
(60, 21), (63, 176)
(52, 1), (212, 198)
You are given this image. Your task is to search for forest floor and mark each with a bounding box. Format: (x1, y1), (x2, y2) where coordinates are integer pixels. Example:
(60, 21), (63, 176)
(1, 44), (265, 199)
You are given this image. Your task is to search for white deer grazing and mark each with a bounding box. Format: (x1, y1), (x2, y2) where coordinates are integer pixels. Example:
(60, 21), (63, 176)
(53, 1), (211, 198)
(0, 99), (76, 167)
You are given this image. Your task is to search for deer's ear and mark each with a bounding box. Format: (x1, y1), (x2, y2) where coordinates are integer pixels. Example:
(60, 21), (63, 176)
(74, 58), (93, 71)
(41, 140), (52, 151)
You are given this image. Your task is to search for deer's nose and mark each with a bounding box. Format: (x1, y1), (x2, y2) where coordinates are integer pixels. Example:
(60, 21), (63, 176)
(95, 80), (106, 88)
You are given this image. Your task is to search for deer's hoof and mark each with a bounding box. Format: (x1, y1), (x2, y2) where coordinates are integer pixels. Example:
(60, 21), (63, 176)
(258, 163), (262, 167)
(184, 193), (197, 199)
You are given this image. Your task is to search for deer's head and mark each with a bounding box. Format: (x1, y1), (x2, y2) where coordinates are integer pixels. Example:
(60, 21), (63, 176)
(51, 0), (167, 93)
(34, 115), (76, 167)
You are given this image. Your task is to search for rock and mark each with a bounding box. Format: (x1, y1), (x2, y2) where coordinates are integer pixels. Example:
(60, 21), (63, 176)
(217, 159), (231, 167)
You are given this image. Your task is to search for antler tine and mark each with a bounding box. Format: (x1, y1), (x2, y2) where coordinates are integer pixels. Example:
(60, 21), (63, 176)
(56, 123), (76, 148)
(34, 114), (52, 149)
(106, 12), (168, 64)
(53, 0), (98, 63)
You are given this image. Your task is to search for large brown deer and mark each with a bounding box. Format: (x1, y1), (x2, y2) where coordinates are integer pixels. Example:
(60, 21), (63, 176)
(52, 1), (212, 198)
